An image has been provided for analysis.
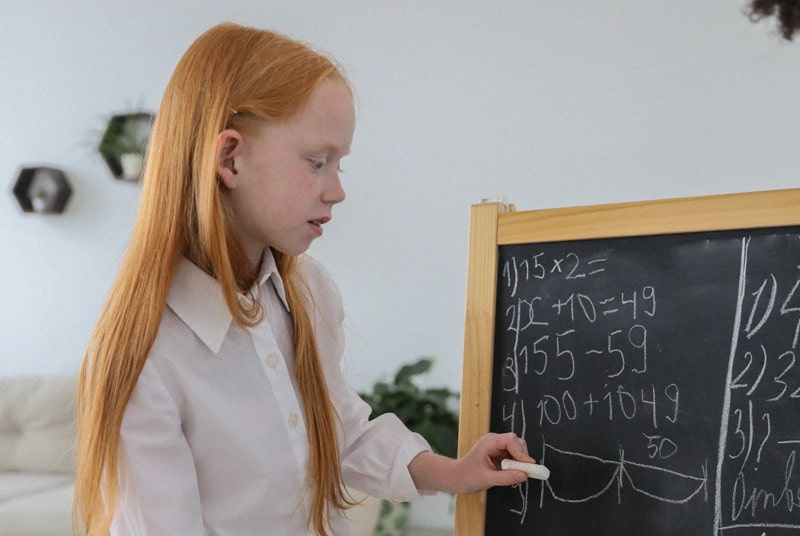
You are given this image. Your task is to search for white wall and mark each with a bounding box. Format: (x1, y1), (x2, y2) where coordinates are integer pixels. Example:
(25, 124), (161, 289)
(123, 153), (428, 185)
(1, 2), (798, 396)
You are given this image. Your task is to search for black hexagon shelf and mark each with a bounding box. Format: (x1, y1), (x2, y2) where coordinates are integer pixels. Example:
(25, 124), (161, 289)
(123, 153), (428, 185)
(12, 166), (72, 214)
(98, 112), (155, 181)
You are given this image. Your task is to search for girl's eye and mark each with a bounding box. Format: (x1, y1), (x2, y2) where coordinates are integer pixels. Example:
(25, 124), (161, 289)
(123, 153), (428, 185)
(308, 158), (345, 173)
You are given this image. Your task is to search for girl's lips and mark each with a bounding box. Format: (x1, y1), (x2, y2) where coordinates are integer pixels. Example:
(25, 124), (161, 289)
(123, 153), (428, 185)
(308, 221), (323, 237)
(308, 217), (329, 237)
(309, 216), (330, 226)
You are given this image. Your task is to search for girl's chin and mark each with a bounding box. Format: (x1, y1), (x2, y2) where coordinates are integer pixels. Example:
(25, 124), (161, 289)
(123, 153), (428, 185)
(270, 241), (314, 257)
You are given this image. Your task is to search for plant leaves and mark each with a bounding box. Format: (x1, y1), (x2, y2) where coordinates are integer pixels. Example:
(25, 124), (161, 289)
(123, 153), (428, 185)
(359, 356), (460, 457)
(394, 357), (433, 386)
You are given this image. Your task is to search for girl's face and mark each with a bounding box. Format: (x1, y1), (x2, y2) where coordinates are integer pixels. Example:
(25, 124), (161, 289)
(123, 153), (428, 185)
(218, 78), (355, 269)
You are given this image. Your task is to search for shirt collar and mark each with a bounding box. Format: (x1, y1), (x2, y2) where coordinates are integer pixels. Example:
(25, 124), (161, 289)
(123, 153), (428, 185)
(256, 248), (290, 312)
(167, 248), (290, 354)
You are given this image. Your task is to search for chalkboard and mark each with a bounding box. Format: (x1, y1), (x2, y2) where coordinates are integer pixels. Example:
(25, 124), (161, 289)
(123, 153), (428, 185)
(454, 189), (800, 536)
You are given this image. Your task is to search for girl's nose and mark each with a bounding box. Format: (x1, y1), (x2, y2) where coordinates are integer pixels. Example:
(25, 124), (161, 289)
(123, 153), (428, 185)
(323, 172), (346, 205)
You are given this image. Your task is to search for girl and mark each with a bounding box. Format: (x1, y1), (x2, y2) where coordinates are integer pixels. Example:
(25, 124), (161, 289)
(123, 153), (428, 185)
(74, 22), (534, 536)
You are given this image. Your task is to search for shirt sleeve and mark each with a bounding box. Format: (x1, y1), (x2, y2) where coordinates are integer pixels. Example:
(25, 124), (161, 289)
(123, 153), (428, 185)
(111, 358), (205, 535)
(300, 256), (434, 501)
(337, 384), (434, 501)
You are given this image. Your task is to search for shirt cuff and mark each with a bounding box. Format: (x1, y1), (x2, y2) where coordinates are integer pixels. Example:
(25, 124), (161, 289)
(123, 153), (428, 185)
(387, 432), (435, 502)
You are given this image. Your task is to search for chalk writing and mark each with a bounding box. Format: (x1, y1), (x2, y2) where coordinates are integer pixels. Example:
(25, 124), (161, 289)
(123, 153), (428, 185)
(487, 227), (800, 535)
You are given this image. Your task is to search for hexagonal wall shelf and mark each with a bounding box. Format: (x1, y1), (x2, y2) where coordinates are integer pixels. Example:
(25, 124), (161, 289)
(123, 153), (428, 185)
(12, 166), (72, 214)
(98, 112), (155, 181)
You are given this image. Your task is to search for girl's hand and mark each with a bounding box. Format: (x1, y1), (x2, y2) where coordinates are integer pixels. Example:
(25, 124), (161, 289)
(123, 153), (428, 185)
(450, 432), (536, 494)
(408, 432), (537, 495)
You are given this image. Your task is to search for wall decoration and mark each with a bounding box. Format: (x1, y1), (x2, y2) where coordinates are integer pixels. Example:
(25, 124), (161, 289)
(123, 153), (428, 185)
(98, 112), (155, 181)
(12, 166), (72, 214)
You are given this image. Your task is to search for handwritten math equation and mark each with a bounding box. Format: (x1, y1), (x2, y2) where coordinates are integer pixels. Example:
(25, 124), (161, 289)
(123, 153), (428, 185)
(492, 234), (800, 535)
(722, 237), (800, 533)
(500, 252), (676, 445)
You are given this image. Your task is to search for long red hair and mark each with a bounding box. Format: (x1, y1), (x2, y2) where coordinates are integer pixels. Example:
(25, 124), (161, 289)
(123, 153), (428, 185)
(74, 23), (353, 536)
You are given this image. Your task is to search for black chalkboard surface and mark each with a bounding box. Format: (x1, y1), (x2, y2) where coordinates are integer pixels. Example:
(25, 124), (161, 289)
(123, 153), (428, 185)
(486, 226), (800, 535)
(453, 189), (800, 536)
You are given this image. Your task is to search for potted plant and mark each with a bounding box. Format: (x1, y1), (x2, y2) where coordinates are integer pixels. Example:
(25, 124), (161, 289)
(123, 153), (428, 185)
(97, 112), (154, 180)
(30, 189), (49, 213)
(358, 357), (460, 536)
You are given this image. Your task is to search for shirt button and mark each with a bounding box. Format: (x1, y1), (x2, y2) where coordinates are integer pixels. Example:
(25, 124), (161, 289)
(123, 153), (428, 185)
(288, 413), (299, 429)
(265, 352), (279, 368)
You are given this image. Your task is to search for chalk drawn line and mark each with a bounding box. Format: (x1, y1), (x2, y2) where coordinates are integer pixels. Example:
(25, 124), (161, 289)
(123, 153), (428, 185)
(715, 237), (750, 535)
(720, 522), (800, 531)
(537, 440), (709, 506)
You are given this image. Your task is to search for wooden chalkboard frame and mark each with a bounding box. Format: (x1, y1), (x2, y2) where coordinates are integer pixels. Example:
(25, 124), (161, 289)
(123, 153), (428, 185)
(454, 187), (800, 536)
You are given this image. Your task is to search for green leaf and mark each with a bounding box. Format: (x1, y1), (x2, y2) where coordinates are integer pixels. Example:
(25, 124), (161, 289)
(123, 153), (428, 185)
(394, 357), (433, 386)
(359, 356), (460, 457)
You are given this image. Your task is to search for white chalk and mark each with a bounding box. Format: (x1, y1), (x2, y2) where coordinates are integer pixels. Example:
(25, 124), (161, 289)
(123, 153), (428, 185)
(501, 459), (550, 481)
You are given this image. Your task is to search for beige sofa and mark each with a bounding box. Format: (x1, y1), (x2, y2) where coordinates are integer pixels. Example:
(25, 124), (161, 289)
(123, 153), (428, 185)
(0, 375), (76, 536)
(0, 375), (379, 536)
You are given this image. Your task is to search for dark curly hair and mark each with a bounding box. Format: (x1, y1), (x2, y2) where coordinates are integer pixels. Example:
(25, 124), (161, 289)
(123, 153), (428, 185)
(748, 0), (800, 40)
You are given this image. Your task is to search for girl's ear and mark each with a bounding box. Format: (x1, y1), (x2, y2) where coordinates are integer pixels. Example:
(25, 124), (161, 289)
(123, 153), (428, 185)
(216, 129), (244, 189)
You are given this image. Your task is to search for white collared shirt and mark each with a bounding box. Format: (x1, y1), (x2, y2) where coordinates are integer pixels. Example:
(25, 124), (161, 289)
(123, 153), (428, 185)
(111, 251), (431, 535)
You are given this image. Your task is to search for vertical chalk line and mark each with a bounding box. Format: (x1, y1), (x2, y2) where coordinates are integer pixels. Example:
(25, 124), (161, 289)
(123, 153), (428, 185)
(714, 237), (750, 535)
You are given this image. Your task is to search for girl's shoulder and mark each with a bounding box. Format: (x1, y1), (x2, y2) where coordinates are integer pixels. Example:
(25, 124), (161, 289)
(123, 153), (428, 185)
(296, 254), (336, 291)
(296, 254), (344, 324)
